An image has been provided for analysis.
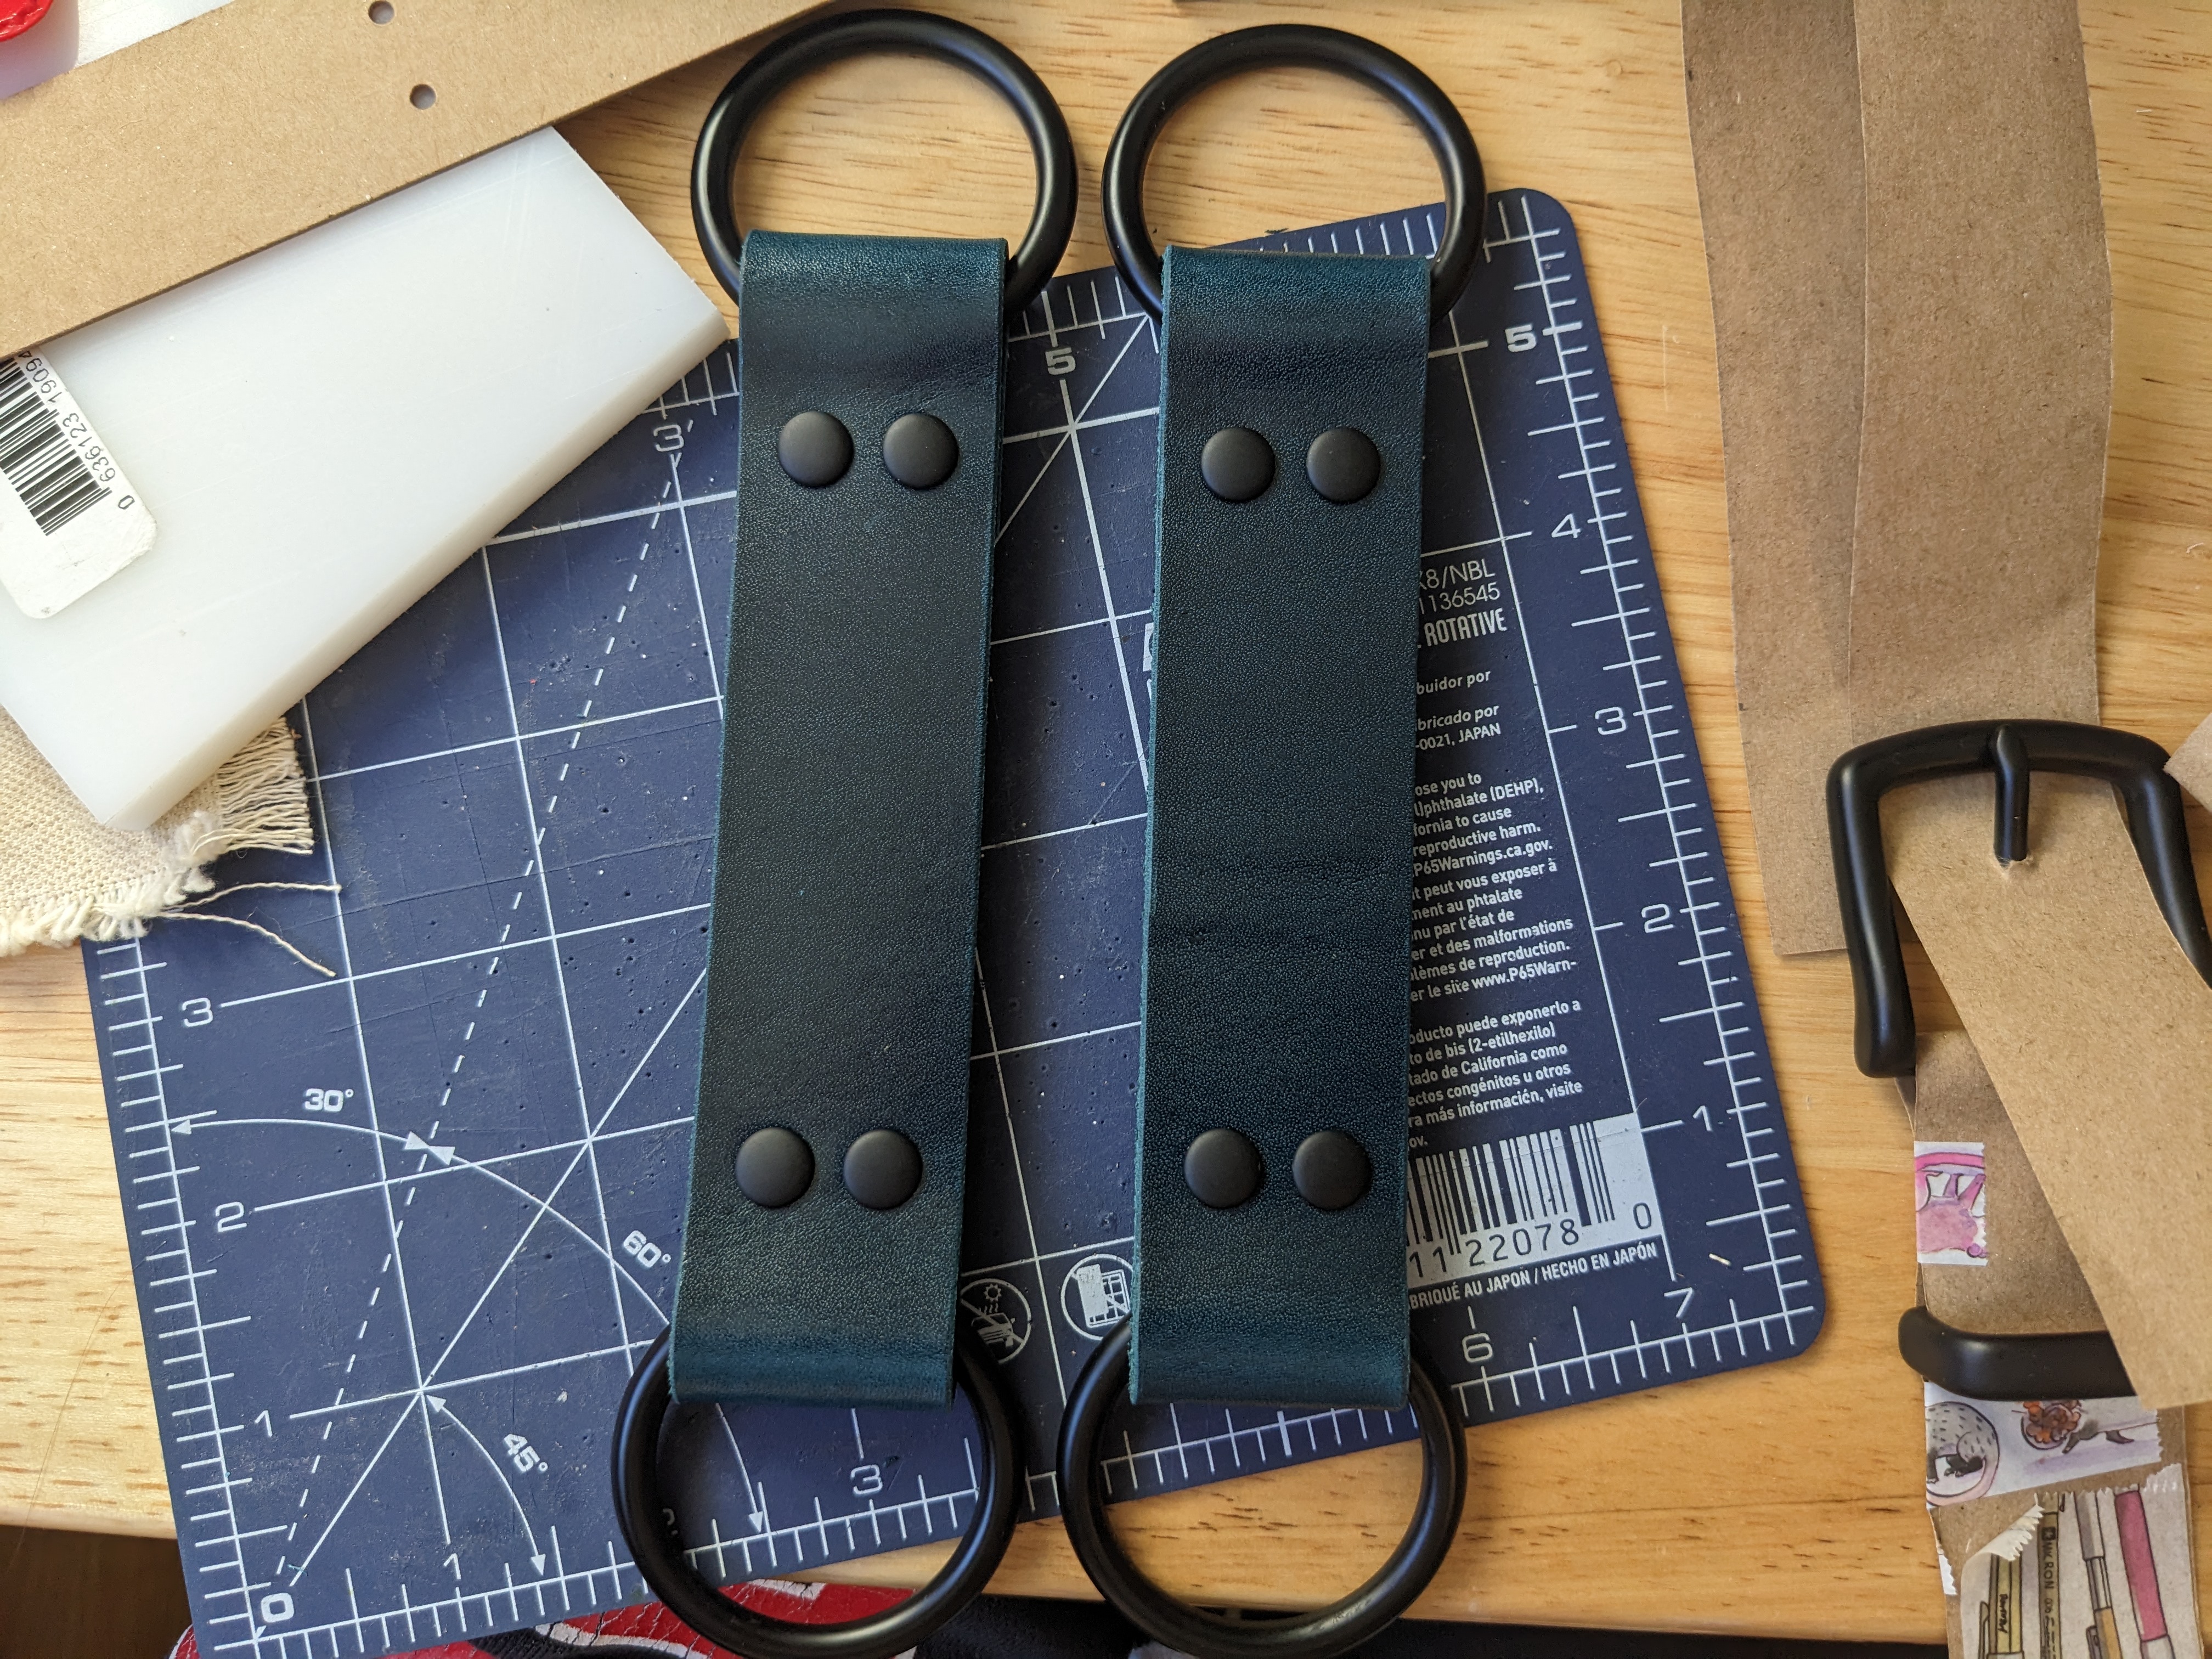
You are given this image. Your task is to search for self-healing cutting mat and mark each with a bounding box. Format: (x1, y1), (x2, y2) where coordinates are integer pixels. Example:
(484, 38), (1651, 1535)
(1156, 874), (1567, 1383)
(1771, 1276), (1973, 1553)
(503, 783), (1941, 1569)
(87, 194), (1820, 1656)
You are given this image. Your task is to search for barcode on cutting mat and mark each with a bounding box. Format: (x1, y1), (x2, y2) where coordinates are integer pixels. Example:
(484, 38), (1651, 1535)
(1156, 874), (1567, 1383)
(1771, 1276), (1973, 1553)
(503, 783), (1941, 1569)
(1406, 1111), (1664, 1287)
(0, 358), (110, 534)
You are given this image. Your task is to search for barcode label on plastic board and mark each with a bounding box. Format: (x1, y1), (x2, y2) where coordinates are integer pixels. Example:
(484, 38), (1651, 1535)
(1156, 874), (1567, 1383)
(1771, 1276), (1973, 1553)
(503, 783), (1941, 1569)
(0, 360), (108, 532)
(1407, 1111), (1665, 1287)
(0, 353), (155, 618)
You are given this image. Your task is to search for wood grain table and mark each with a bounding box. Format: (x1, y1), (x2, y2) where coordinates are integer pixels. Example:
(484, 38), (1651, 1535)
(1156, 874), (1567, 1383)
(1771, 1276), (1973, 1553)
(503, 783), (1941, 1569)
(5, 1), (2211, 1643)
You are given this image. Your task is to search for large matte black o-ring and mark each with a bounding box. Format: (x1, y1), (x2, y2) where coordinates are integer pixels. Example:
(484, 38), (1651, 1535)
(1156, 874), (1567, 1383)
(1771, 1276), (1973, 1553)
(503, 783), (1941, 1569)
(612, 1327), (1019, 1659)
(692, 9), (1076, 318)
(1057, 1323), (1467, 1658)
(1102, 25), (1483, 322)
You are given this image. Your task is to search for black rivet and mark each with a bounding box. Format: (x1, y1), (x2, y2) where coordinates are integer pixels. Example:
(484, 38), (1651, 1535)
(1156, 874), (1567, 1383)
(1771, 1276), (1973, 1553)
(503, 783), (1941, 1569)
(1184, 1128), (1263, 1209)
(1293, 1130), (1372, 1211)
(1306, 427), (1381, 504)
(883, 413), (958, 490)
(734, 1126), (813, 1208)
(844, 1128), (923, 1210)
(1200, 427), (1274, 503)
(778, 411), (852, 487)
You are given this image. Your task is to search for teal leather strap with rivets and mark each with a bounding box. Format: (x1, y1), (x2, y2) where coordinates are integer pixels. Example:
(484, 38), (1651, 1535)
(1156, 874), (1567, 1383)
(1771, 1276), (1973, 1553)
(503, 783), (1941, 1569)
(669, 229), (1004, 1408)
(1133, 245), (1429, 1408)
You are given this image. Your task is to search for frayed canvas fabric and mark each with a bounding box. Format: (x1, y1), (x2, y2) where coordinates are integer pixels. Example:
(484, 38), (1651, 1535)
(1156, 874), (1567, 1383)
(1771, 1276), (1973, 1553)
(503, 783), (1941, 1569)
(0, 709), (312, 955)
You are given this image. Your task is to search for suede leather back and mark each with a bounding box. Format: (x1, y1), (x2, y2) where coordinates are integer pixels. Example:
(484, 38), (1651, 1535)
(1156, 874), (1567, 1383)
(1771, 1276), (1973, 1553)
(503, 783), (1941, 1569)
(670, 231), (1004, 1408)
(1132, 246), (1429, 1409)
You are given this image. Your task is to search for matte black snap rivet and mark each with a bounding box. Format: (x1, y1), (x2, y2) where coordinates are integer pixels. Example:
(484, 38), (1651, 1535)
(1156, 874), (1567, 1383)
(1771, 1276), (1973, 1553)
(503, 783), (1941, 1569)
(778, 410), (852, 487)
(1306, 426), (1382, 504)
(1293, 1130), (1372, 1211)
(1183, 1127), (1263, 1209)
(734, 1126), (813, 1208)
(883, 412), (958, 490)
(844, 1128), (923, 1210)
(1199, 426), (1274, 503)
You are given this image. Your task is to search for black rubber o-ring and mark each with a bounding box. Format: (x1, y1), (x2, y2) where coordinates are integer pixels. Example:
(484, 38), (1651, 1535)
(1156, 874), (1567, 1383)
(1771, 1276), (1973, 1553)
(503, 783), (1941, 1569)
(612, 1326), (1020, 1659)
(1057, 1322), (1467, 1658)
(1102, 25), (1483, 323)
(692, 9), (1076, 318)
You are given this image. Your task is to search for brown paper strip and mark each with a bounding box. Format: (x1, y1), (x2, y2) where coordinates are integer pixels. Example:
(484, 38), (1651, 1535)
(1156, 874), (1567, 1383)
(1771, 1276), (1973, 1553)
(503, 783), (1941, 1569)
(1848, 0), (2109, 738)
(2165, 710), (2212, 809)
(0, 0), (819, 360)
(1681, 0), (1863, 957)
(1910, 1030), (2102, 1337)
(1886, 775), (2212, 1408)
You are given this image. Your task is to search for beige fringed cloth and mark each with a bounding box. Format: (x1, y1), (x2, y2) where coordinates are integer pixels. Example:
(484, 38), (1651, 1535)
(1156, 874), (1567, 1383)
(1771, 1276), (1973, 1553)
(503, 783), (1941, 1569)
(0, 708), (313, 955)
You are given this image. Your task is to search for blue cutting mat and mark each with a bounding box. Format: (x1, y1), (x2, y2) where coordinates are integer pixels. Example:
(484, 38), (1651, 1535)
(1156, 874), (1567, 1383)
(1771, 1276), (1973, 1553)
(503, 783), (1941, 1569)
(88, 191), (1821, 1659)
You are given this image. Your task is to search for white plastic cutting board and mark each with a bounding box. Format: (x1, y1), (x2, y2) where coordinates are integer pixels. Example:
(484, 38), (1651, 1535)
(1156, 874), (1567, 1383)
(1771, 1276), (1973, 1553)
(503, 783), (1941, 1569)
(0, 127), (725, 827)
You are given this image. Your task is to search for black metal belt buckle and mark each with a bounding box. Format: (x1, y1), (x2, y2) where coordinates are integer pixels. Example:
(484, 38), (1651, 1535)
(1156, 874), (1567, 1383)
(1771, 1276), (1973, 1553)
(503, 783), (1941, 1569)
(1827, 719), (2211, 1400)
(1898, 1307), (2132, 1400)
(1829, 718), (2211, 1078)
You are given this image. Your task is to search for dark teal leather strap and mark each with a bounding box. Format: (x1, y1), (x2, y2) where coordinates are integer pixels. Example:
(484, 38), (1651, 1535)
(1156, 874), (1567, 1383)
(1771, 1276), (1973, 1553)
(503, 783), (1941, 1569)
(670, 229), (1003, 1408)
(1132, 246), (1428, 1408)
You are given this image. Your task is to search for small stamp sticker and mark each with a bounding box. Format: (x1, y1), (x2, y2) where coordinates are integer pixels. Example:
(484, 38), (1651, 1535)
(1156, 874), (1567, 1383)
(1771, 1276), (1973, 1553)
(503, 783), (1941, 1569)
(1925, 1384), (2160, 1508)
(1915, 1139), (1987, 1266)
(0, 352), (157, 618)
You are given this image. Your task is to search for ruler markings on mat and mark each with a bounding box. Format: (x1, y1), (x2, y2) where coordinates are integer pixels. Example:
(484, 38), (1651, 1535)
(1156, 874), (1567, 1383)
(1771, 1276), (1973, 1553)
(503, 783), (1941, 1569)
(87, 193), (1820, 1657)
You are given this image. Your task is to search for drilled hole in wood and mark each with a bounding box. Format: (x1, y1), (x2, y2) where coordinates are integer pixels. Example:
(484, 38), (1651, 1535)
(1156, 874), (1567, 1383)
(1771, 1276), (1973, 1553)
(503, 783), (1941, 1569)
(368, 2), (393, 22)
(409, 83), (436, 110)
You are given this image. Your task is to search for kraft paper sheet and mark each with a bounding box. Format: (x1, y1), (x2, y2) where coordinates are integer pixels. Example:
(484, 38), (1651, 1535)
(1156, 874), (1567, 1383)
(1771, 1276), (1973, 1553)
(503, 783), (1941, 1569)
(1681, 0), (1862, 956)
(1848, 0), (2109, 738)
(1682, 0), (2112, 953)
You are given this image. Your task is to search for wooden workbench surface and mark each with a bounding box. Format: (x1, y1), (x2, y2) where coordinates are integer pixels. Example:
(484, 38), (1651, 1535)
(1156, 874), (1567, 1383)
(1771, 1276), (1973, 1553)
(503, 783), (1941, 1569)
(6, 1), (2211, 1643)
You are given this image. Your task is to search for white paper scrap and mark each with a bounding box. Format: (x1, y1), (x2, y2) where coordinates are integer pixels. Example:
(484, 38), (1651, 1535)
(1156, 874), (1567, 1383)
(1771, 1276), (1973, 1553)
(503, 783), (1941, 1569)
(1926, 1385), (2160, 1508)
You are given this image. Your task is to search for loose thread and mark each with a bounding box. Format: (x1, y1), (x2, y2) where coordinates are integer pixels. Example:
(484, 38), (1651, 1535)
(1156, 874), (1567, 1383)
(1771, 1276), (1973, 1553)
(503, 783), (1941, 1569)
(159, 912), (338, 978)
(172, 881), (342, 906)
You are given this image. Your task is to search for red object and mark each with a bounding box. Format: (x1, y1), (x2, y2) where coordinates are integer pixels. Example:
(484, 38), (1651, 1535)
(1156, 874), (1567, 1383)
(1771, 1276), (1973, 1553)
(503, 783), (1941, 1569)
(0, 0), (55, 44)
(162, 1582), (912, 1659)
